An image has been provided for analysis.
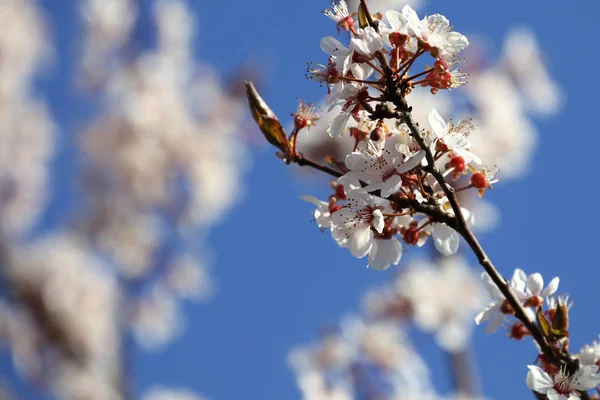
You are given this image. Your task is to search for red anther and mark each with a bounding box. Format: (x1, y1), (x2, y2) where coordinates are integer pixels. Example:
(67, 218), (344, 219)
(500, 299), (515, 315)
(449, 155), (466, 173)
(335, 184), (347, 200)
(509, 322), (530, 340)
(403, 227), (419, 245)
(329, 204), (341, 213)
(471, 172), (487, 189)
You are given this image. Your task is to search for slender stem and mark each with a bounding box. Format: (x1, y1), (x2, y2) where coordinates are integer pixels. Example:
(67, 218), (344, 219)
(397, 98), (561, 366)
(404, 68), (434, 82)
(295, 153), (342, 177)
(339, 76), (383, 85)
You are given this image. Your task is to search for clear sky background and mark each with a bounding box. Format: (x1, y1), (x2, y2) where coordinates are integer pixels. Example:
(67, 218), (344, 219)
(1, 0), (599, 399)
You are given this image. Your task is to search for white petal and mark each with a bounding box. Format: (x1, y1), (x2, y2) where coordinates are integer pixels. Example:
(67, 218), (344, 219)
(482, 273), (504, 300)
(511, 268), (527, 290)
(428, 109), (447, 138)
(541, 277), (560, 298)
(345, 152), (367, 171)
(320, 36), (345, 55)
(526, 273), (544, 296)
(484, 312), (505, 334)
(475, 303), (500, 325)
(300, 195), (326, 207)
(372, 209), (384, 233)
(396, 150), (425, 173)
(368, 238), (402, 271)
(385, 10), (407, 32)
(348, 226), (373, 258)
(381, 175), (402, 198)
(331, 207), (355, 228)
(526, 365), (553, 393)
(327, 112), (352, 138)
(432, 224), (459, 256)
(401, 5), (422, 36)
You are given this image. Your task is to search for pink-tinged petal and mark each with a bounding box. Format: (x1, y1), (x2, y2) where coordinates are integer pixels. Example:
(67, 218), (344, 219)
(371, 209), (385, 233)
(541, 277), (560, 298)
(428, 109), (447, 138)
(526, 273), (544, 296)
(432, 224), (459, 256)
(380, 175), (402, 198)
(348, 226), (373, 258)
(526, 366), (553, 393)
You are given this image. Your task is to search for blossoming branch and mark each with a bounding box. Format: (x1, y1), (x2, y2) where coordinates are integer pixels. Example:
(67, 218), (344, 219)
(246, 1), (600, 399)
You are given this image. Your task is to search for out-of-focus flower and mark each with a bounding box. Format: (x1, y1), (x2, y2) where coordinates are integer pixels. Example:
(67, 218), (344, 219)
(503, 27), (562, 116)
(144, 386), (209, 400)
(130, 285), (183, 350)
(397, 257), (485, 352)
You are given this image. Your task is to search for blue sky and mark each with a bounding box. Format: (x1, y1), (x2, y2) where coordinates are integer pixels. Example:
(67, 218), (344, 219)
(2, 0), (599, 399)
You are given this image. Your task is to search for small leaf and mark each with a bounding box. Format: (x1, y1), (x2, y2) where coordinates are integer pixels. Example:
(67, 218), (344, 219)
(536, 308), (552, 338)
(245, 81), (289, 153)
(358, 3), (369, 29)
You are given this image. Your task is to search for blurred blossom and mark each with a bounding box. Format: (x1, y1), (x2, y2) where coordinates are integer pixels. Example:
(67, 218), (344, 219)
(0, 0), (55, 237)
(144, 386), (209, 400)
(80, 0), (137, 86)
(3, 233), (121, 398)
(468, 200), (500, 233)
(130, 285), (184, 351)
(397, 258), (486, 352)
(466, 69), (538, 180)
(289, 315), (435, 399)
(361, 257), (485, 352)
(165, 254), (215, 301)
(503, 27), (562, 116)
(0, 0), (250, 397)
(296, 370), (352, 400)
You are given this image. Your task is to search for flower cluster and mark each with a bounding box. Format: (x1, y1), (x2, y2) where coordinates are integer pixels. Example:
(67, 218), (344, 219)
(246, 0), (596, 398)
(285, 1), (498, 270)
